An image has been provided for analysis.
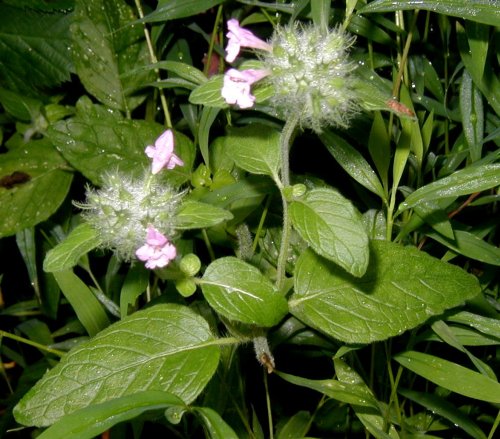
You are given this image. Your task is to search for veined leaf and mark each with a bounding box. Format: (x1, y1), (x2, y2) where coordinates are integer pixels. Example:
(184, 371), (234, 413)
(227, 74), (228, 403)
(290, 188), (369, 277)
(175, 200), (233, 229)
(0, 139), (73, 238)
(398, 164), (500, 214)
(71, 0), (153, 112)
(190, 75), (228, 108)
(359, 0), (500, 27)
(0, 4), (73, 94)
(143, 0), (227, 23)
(395, 351), (500, 403)
(200, 257), (288, 327)
(47, 97), (194, 186)
(320, 130), (386, 201)
(290, 241), (480, 343)
(52, 270), (110, 337)
(44, 223), (102, 273)
(13, 304), (221, 427)
(224, 124), (281, 181)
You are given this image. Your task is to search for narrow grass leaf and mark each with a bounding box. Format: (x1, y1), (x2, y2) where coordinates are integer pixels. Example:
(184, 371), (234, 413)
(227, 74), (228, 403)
(359, 0), (500, 27)
(394, 351), (500, 403)
(52, 270), (110, 337)
(398, 164), (500, 213)
(193, 407), (239, 439)
(398, 388), (487, 439)
(37, 391), (184, 439)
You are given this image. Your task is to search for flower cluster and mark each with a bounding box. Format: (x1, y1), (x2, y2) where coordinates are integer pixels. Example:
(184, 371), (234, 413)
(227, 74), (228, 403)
(222, 19), (359, 131)
(80, 130), (184, 269)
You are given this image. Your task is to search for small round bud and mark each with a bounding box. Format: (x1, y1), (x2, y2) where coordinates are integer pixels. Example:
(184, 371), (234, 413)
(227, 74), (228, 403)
(179, 253), (201, 276)
(175, 278), (197, 297)
(292, 183), (307, 198)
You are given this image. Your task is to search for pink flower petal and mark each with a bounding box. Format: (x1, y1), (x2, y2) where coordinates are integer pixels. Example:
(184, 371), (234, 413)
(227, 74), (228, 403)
(135, 226), (177, 269)
(221, 69), (270, 109)
(145, 129), (184, 174)
(225, 19), (272, 62)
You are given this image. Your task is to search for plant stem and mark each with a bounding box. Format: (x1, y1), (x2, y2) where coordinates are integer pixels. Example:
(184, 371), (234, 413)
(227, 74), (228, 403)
(134, 0), (172, 128)
(276, 115), (299, 291)
(0, 330), (65, 357)
(263, 370), (274, 439)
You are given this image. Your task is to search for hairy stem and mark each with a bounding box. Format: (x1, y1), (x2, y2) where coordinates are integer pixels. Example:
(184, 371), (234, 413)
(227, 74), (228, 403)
(276, 115), (299, 291)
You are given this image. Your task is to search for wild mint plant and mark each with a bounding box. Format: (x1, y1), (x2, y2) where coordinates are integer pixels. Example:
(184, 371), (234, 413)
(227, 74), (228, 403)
(1, 1), (499, 438)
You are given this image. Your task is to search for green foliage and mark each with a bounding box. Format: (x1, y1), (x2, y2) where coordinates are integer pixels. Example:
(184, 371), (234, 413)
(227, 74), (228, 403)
(2, 1), (499, 438)
(290, 241), (480, 343)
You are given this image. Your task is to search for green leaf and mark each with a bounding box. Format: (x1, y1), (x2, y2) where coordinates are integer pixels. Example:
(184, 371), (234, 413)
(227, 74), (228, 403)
(290, 241), (481, 343)
(43, 223), (102, 273)
(175, 200), (233, 230)
(398, 388), (487, 439)
(71, 0), (152, 112)
(290, 188), (369, 277)
(460, 69), (484, 162)
(189, 75), (228, 108)
(52, 270), (110, 337)
(13, 304), (221, 427)
(0, 139), (73, 238)
(37, 391), (184, 439)
(394, 351), (500, 403)
(446, 311), (500, 340)
(193, 407), (239, 439)
(426, 228), (500, 266)
(143, 0), (227, 23)
(276, 411), (311, 439)
(359, 0), (500, 27)
(47, 98), (193, 185)
(120, 264), (149, 318)
(368, 112), (390, 192)
(320, 130), (386, 201)
(200, 257), (288, 327)
(0, 4), (72, 94)
(275, 371), (378, 408)
(199, 106), (221, 169)
(398, 164), (500, 214)
(154, 61), (207, 85)
(224, 124), (281, 181)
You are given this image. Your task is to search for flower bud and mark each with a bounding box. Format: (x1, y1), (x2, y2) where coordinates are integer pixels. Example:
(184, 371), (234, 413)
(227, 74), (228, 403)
(78, 170), (183, 262)
(262, 24), (359, 132)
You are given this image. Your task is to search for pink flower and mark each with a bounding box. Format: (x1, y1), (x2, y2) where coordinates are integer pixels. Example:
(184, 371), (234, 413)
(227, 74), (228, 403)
(222, 69), (270, 109)
(135, 226), (177, 269)
(225, 18), (272, 63)
(145, 129), (184, 174)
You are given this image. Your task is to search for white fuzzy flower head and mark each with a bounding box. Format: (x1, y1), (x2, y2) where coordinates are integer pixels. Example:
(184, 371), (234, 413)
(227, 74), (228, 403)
(263, 24), (359, 132)
(78, 171), (183, 262)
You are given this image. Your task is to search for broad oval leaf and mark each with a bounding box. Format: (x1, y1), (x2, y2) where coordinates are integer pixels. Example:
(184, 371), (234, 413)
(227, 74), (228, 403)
(290, 241), (481, 344)
(290, 188), (369, 277)
(175, 200), (233, 230)
(71, 0), (152, 112)
(359, 0), (500, 27)
(398, 163), (500, 213)
(200, 257), (288, 327)
(394, 351), (500, 403)
(13, 304), (221, 427)
(224, 124), (281, 180)
(47, 98), (194, 186)
(0, 139), (73, 238)
(37, 391), (185, 439)
(44, 223), (102, 272)
(189, 75), (228, 108)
